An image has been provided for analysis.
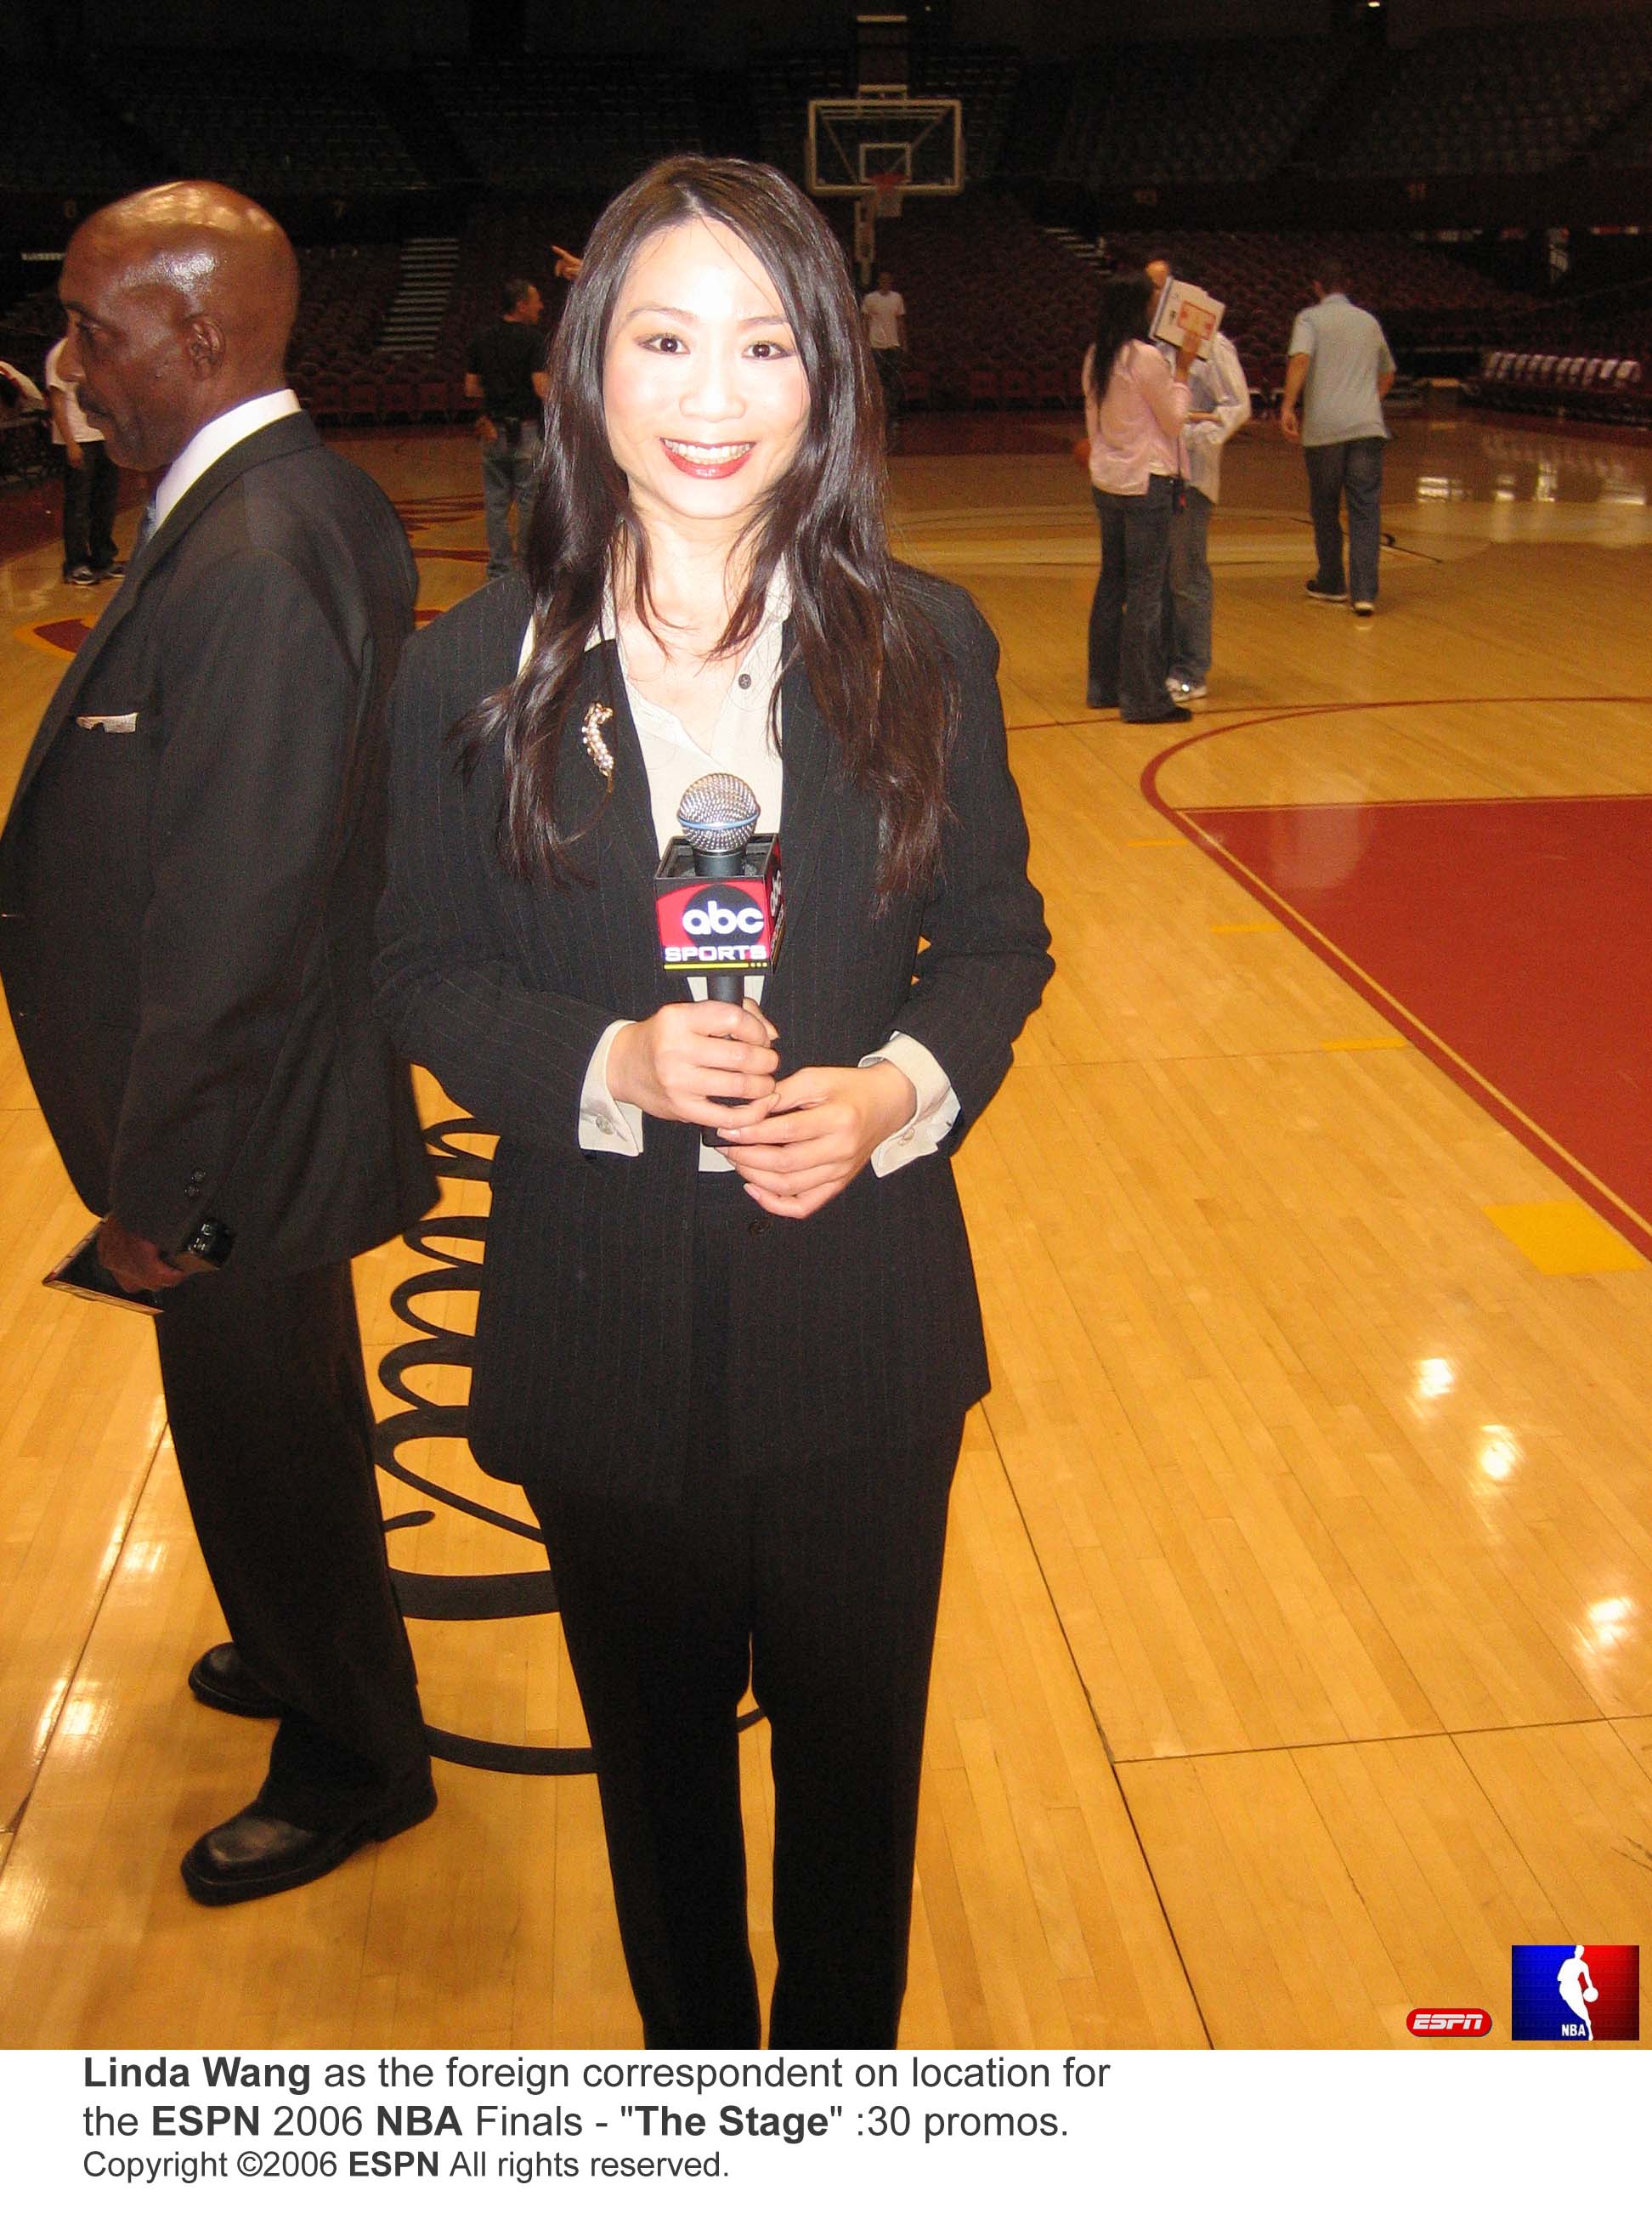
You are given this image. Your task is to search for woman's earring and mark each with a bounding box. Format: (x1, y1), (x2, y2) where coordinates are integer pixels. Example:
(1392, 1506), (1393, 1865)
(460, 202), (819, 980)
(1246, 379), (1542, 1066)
(581, 702), (615, 792)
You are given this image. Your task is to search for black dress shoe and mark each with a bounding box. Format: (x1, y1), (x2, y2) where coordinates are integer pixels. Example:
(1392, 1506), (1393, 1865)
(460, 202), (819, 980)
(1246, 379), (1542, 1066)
(189, 1642), (288, 1719)
(180, 1773), (438, 1905)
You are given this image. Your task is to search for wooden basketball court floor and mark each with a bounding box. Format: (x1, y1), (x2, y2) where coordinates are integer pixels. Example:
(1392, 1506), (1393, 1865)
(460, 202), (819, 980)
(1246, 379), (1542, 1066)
(0, 404), (1648, 2051)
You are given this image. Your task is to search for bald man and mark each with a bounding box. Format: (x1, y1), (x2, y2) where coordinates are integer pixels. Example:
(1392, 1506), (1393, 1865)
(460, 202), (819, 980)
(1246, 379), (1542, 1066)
(0, 184), (437, 1904)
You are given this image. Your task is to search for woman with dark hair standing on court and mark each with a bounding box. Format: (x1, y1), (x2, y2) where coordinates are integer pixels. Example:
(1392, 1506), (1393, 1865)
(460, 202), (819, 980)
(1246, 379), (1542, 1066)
(375, 156), (1050, 2049)
(1083, 272), (1198, 722)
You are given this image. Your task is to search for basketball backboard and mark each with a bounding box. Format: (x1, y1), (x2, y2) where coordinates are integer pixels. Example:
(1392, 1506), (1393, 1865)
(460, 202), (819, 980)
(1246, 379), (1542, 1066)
(806, 97), (964, 197)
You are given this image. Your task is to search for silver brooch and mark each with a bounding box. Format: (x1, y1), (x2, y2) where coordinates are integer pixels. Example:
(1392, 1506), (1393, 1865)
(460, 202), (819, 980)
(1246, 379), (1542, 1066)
(580, 702), (615, 791)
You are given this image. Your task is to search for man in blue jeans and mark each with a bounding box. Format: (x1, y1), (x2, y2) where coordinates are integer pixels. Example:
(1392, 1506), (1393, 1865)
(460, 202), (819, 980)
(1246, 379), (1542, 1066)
(1281, 261), (1395, 618)
(465, 279), (549, 580)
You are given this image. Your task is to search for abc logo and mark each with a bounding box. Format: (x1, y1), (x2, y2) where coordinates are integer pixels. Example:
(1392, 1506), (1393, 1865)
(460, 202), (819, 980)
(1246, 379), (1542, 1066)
(682, 889), (766, 938)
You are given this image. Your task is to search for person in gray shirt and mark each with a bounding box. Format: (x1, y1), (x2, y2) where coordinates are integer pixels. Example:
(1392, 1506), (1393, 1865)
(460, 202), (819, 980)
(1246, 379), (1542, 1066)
(1281, 260), (1395, 616)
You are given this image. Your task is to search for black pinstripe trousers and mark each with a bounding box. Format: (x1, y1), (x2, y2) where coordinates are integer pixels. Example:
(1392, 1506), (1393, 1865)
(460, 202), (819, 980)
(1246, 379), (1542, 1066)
(528, 1178), (963, 2051)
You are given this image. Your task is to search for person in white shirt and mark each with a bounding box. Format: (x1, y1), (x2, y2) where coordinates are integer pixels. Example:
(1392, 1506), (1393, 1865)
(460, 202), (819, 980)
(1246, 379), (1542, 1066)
(376, 156), (1051, 2051)
(1146, 258), (1252, 702)
(861, 268), (907, 442)
(45, 331), (123, 586)
(0, 358), (44, 413)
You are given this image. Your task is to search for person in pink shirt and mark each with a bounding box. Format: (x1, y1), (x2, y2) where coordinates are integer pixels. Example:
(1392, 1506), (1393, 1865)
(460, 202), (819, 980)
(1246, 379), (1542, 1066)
(1083, 274), (1197, 722)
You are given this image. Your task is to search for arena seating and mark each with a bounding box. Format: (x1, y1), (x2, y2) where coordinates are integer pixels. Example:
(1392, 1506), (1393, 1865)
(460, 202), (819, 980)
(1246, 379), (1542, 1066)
(1329, 15), (1652, 177)
(1590, 82), (1652, 166)
(910, 48), (1024, 185)
(419, 59), (703, 193)
(8, 29), (1652, 436)
(751, 53), (855, 180)
(860, 194), (1097, 409)
(1462, 349), (1649, 424)
(285, 245), (408, 422)
(1053, 39), (1351, 190)
(275, 201), (1556, 427)
(288, 204), (603, 427)
(0, 288), (70, 393)
(108, 51), (424, 196)
(0, 73), (138, 198)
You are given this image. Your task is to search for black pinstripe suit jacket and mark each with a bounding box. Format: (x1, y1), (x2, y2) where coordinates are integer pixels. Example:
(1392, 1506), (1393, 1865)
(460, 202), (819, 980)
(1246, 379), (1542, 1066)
(373, 570), (1051, 1500)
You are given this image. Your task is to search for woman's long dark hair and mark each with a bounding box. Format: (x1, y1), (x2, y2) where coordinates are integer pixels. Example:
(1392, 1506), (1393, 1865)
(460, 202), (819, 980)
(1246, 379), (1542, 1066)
(1085, 273), (1154, 405)
(465, 156), (957, 899)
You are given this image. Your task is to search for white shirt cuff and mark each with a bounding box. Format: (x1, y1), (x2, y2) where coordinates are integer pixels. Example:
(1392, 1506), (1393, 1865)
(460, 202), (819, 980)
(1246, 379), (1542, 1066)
(580, 1021), (646, 1156)
(860, 1032), (959, 1176)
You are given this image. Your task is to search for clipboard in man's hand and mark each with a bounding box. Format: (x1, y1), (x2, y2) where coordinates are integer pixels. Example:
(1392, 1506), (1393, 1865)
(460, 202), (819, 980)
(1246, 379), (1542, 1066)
(43, 1225), (165, 1314)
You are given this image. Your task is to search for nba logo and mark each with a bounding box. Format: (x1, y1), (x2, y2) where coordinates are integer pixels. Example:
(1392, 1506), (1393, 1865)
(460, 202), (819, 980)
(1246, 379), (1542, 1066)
(1510, 1946), (1640, 2040)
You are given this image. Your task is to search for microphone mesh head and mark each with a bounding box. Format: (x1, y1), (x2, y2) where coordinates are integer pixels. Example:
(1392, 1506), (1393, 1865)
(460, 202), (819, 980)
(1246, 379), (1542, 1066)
(676, 773), (760, 854)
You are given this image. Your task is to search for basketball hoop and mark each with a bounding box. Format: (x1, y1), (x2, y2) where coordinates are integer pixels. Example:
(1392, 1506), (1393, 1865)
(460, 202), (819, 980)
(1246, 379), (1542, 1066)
(869, 169), (906, 220)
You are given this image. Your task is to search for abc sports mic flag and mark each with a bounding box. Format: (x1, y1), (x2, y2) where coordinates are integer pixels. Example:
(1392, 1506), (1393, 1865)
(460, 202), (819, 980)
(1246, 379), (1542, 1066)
(653, 841), (785, 982)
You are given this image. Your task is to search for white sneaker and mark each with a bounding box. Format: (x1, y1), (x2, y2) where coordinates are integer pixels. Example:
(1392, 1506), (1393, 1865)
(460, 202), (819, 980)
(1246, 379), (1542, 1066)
(1352, 601), (1375, 618)
(1166, 676), (1207, 703)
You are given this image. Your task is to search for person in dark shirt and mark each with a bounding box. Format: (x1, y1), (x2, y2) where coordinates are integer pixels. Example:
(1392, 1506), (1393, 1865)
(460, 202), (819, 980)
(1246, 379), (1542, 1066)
(465, 278), (549, 580)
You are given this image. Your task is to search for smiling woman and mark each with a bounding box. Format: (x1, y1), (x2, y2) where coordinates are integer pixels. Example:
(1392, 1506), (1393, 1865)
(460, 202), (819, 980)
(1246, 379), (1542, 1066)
(600, 218), (811, 745)
(480, 155), (959, 897)
(603, 218), (810, 511)
(372, 155), (1052, 2052)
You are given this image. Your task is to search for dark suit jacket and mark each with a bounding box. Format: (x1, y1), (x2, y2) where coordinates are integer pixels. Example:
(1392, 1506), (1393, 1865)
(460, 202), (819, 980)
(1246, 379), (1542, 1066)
(374, 571), (1051, 1500)
(0, 411), (436, 1274)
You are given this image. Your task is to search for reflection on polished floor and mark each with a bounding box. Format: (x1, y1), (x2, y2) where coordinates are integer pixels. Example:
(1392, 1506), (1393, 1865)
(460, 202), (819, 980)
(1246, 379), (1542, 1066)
(0, 404), (1648, 2050)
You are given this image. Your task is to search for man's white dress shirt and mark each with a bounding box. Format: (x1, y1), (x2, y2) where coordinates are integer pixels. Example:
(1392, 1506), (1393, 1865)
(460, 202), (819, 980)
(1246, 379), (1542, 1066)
(149, 388), (302, 533)
(1158, 331), (1252, 505)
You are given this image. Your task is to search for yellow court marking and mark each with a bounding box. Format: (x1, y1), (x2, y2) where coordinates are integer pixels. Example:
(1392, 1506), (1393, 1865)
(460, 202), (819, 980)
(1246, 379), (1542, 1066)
(1320, 1037), (1409, 1052)
(1484, 1202), (1646, 1276)
(1209, 922), (1281, 936)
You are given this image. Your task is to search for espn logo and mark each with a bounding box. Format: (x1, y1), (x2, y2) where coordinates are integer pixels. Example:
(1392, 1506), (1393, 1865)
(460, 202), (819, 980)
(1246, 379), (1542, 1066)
(1406, 2009), (1492, 2037)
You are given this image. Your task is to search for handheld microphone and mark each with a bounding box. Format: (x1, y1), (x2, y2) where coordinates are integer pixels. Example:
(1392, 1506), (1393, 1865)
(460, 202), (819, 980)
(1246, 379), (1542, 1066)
(654, 773), (784, 1007)
(678, 773), (759, 883)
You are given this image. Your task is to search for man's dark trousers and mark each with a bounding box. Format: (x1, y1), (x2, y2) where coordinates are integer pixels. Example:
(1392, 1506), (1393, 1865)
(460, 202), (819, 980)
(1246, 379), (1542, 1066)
(1305, 436), (1385, 604)
(156, 1260), (428, 1826)
(61, 440), (118, 574)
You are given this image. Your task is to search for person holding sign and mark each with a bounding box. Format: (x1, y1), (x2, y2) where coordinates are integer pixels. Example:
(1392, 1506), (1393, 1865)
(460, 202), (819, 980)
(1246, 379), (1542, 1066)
(1146, 257), (1251, 705)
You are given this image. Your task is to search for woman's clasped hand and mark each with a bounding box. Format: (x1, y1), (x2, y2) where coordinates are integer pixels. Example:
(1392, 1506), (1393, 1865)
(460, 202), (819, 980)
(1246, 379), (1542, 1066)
(606, 1000), (919, 1217)
(605, 996), (779, 1128)
(716, 1056), (917, 1218)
